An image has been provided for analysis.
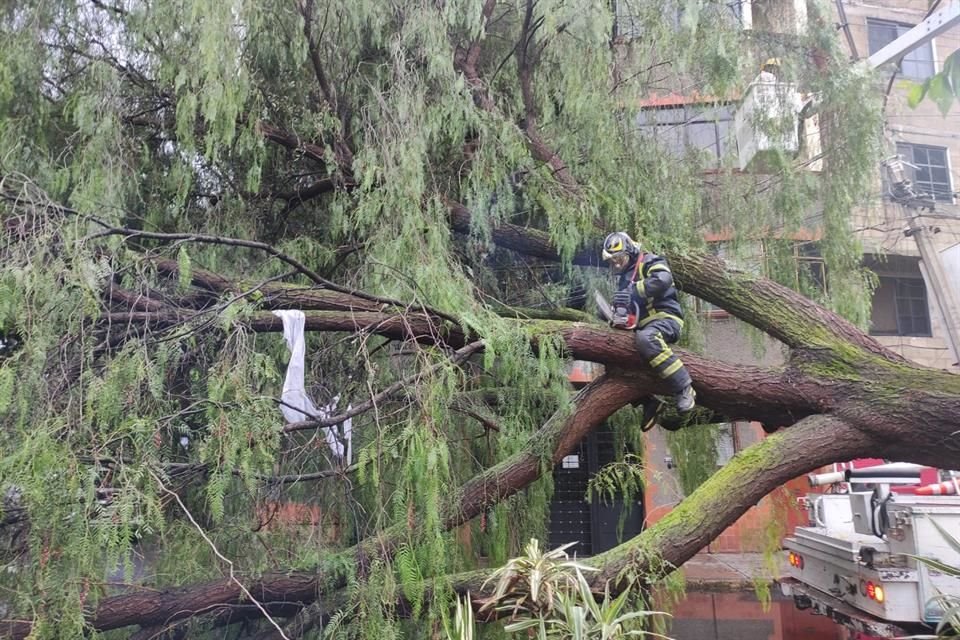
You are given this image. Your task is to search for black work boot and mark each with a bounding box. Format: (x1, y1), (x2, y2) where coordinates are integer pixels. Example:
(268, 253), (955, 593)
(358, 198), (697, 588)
(640, 397), (664, 432)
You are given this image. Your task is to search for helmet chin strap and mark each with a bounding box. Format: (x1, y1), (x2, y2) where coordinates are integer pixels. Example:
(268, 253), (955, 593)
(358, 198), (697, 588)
(629, 255), (642, 281)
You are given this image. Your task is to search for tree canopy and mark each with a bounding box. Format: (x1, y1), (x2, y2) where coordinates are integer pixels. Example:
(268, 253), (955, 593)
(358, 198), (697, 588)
(2, 1), (957, 638)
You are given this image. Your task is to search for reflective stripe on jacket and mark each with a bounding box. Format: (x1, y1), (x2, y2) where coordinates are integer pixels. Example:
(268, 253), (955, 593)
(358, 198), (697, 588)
(616, 253), (684, 327)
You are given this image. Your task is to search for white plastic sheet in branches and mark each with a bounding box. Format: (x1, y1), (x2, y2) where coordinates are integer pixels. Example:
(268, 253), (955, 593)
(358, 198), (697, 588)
(272, 310), (351, 463)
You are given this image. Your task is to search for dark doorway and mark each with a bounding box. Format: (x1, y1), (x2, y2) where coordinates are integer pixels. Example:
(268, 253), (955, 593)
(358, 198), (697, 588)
(548, 424), (644, 556)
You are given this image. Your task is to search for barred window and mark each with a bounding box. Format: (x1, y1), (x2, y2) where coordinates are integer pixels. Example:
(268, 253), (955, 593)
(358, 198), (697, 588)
(896, 143), (954, 203)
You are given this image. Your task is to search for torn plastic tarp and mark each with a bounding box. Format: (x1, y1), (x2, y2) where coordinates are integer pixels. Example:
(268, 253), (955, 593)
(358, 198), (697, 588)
(272, 310), (351, 463)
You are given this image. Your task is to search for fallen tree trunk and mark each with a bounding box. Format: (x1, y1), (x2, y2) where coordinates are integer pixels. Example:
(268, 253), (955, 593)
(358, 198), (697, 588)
(9, 223), (960, 639)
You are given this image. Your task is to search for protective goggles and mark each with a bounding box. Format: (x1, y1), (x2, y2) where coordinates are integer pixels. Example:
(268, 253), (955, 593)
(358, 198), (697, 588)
(603, 251), (631, 272)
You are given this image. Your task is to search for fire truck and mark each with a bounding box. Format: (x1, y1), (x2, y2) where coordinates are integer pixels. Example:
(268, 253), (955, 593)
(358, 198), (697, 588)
(780, 462), (960, 638)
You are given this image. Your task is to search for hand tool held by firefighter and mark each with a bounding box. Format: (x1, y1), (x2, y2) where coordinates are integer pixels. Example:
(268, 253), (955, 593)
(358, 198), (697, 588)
(595, 291), (638, 330)
(611, 290), (639, 329)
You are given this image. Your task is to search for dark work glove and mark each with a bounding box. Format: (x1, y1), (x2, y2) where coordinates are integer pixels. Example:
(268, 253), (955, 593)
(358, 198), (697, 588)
(611, 290), (633, 328)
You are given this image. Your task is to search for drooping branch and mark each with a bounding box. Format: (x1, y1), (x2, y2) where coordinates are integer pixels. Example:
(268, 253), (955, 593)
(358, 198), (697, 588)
(455, 0), (498, 111)
(4, 375), (642, 638)
(295, 0), (356, 173)
(297, 0), (335, 109)
(281, 340), (486, 432)
(151, 258), (383, 312)
(99, 309), (468, 350)
(515, 0), (580, 195)
(449, 0), (581, 196)
(82, 223), (462, 326)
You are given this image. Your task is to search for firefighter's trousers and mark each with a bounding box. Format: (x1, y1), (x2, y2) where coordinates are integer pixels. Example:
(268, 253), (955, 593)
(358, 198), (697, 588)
(634, 318), (691, 394)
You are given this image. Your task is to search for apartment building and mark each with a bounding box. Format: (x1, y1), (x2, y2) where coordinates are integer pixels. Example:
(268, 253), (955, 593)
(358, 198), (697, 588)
(841, 0), (960, 370)
(550, 0), (960, 556)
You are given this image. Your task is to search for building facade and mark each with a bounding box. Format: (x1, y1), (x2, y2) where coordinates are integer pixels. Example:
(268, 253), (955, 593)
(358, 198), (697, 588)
(550, 0), (960, 556)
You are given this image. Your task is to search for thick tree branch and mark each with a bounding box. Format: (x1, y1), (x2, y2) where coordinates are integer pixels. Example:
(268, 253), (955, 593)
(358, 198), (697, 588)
(668, 251), (906, 361)
(256, 122), (330, 166)
(589, 416), (883, 585)
(98, 308), (820, 427)
(275, 176), (337, 208)
(411, 417), (886, 614)
(6, 375), (641, 638)
(446, 199), (594, 263)
(445, 203), (905, 361)
(105, 282), (165, 313)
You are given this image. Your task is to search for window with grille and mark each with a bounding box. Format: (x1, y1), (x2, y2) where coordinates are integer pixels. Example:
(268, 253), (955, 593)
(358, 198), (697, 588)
(867, 18), (935, 80)
(867, 256), (932, 337)
(896, 143), (954, 203)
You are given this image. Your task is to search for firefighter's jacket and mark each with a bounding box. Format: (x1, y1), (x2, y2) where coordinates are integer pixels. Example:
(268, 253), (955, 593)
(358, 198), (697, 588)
(616, 253), (684, 329)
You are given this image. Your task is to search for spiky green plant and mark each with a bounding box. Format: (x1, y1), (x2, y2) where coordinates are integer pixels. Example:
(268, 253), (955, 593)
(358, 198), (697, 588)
(470, 539), (671, 640)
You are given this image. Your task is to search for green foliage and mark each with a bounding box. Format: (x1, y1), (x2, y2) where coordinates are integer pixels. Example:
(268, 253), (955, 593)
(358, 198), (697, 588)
(396, 544), (427, 618)
(907, 50), (960, 116)
(0, 0), (888, 635)
(587, 455), (646, 541)
(445, 592), (477, 640)
(665, 425), (720, 496)
(904, 519), (960, 639)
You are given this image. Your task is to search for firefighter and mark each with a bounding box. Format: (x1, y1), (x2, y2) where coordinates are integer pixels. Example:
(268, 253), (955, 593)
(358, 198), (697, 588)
(759, 57), (781, 82)
(601, 231), (696, 412)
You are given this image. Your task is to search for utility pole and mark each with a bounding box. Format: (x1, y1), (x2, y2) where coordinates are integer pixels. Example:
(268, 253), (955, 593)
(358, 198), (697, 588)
(909, 220), (960, 365)
(884, 158), (960, 364)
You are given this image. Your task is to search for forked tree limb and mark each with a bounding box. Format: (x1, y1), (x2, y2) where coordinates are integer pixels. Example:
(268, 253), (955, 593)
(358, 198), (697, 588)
(425, 416), (886, 608)
(445, 202), (904, 361)
(261, 416), (896, 629)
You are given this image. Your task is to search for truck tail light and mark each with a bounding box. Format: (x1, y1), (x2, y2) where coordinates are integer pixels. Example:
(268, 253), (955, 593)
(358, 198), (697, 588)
(788, 551), (804, 569)
(865, 581), (885, 603)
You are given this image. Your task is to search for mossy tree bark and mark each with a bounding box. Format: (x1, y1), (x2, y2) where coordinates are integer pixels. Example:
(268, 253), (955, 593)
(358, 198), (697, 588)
(7, 227), (959, 638)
